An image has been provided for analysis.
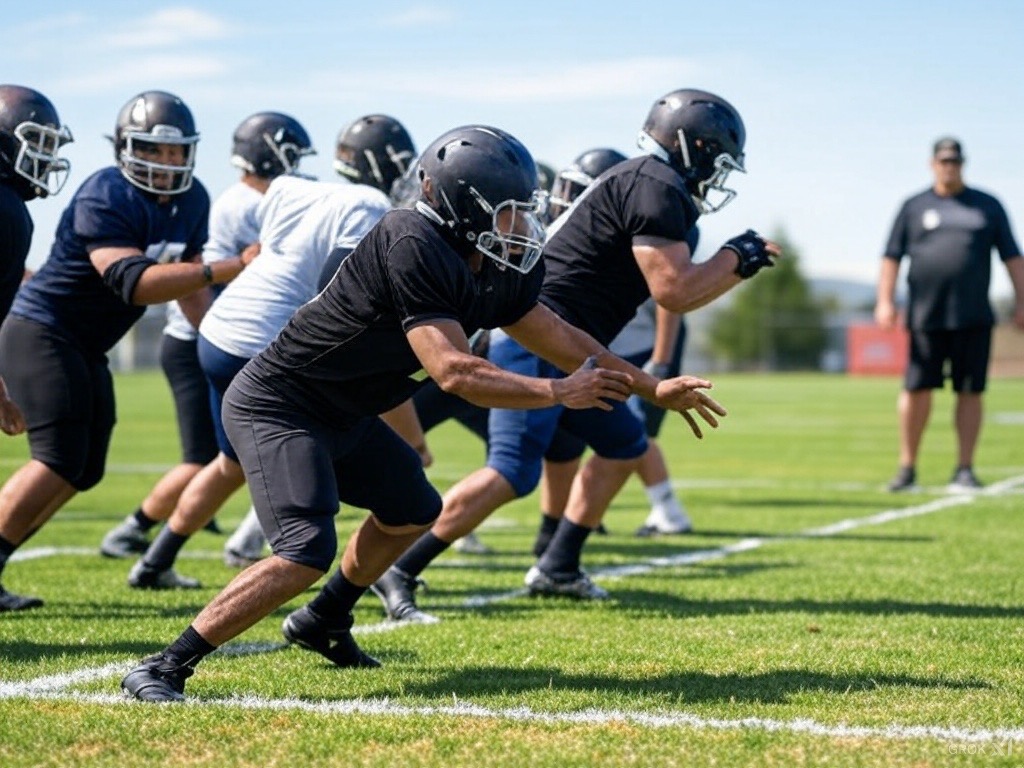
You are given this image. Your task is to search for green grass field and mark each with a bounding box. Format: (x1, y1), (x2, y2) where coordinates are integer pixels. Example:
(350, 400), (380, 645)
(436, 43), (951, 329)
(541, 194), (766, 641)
(2, 371), (1023, 767)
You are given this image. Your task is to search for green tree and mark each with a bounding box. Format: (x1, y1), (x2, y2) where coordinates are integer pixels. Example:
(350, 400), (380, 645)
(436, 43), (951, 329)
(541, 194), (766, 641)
(707, 229), (828, 370)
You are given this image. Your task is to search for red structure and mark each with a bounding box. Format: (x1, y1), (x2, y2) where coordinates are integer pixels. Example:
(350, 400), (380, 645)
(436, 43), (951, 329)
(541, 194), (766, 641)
(847, 324), (908, 375)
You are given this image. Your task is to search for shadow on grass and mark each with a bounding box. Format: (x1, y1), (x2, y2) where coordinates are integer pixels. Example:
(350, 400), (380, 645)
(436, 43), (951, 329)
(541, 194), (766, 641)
(609, 589), (1024, 620)
(374, 665), (987, 705)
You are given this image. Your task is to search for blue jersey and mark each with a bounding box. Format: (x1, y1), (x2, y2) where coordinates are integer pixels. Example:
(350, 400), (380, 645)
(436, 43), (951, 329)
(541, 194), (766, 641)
(11, 166), (209, 356)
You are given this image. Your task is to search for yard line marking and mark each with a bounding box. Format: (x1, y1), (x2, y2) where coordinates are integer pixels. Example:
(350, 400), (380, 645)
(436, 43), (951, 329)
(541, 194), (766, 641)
(14, 690), (1024, 745)
(10, 547), (223, 563)
(465, 474), (1024, 606)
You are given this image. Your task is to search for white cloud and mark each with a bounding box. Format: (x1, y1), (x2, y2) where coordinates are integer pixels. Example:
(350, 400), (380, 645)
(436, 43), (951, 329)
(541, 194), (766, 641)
(378, 5), (456, 28)
(102, 7), (230, 49)
(56, 55), (231, 93)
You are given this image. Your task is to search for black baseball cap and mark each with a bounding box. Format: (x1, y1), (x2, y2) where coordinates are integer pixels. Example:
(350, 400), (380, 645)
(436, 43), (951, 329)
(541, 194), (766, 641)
(933, 137), (964, 161)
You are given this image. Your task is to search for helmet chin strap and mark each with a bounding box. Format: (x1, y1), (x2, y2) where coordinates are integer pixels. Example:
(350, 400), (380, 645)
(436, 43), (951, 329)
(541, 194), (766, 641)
(414, 200), (447, 226)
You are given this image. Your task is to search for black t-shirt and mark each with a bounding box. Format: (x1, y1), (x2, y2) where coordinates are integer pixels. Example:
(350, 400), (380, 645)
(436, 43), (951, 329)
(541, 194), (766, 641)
(248, 208), (544, 422)
(0, 182), (33, 322)
(884, 186), (1021, 330)
(540, 155), (700, 346)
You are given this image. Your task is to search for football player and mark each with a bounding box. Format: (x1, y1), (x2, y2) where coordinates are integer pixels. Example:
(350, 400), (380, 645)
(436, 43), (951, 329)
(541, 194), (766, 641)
(0, 90), (255, 612)
(371, 89), (779, 620)
(98, 111), (315, 567)
(0, 85), (72, 446)
(121, 124), (722, 701)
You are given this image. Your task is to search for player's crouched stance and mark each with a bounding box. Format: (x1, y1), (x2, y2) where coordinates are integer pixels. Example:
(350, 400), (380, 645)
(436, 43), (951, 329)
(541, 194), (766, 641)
(121, 125), (724, 702)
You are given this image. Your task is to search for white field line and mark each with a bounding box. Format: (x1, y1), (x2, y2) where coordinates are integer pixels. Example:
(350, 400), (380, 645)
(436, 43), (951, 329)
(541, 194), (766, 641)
(3, 474), (1024, 745)
(465, 474), (1024, 605)
(8, 690), (1024, 745)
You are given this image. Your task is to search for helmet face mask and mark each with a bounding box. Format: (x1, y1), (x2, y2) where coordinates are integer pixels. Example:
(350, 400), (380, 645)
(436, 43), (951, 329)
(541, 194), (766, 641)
(113, 91), (199, 195)
(694, 150), (745, 214)
(11, 120), (73, 197)
(472, 190), (547, 274)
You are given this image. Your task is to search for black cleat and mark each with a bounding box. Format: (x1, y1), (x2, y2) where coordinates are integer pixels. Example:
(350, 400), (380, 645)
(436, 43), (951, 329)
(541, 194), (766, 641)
(203, 518), (224, 535)
(121, 653), (194, 702)
(281, 606), (380, 668)
(0, 585), (43, 612)
(369, 567), (438, 623)
(887, 466), (919, 493)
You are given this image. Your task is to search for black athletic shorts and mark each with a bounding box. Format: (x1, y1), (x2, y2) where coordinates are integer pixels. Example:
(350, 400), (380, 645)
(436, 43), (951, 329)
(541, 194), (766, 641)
(905, 327), (991, 393)
(159, 334), (218, 465)
(224, 367), (442, 572)
(0, 315), (115, 490)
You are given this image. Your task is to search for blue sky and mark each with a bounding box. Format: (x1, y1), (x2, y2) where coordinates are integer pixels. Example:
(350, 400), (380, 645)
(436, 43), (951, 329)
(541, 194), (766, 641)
(4, 1), (1023, 297)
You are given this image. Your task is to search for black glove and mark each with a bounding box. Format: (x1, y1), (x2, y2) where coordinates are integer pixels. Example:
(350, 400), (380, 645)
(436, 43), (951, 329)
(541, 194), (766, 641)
(723, 229), (773, 279)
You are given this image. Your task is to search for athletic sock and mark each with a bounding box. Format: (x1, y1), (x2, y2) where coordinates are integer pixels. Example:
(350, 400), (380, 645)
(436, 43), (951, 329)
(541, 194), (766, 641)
(142, 527), (190, 571)
(307, 569), (367, 625)
(132, 507), (160, 532)
(643, 480), (687, 527)
(536, 519), (593, 575)
(163, 625), (217, 669)
(0, 534), (16, 579)
(532, 513), (561, 558)
(392, 532), (450, 578)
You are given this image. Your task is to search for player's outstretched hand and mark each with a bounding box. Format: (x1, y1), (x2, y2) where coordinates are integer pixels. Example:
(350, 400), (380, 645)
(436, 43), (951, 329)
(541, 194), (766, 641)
(0, 376), (26, 436)
(553, 356), (632, 411)
(653, 376), (727, 439)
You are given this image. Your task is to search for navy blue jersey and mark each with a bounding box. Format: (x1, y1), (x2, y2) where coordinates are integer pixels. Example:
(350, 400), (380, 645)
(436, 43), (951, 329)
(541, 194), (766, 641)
(248, 208), (544, 422)
(0, 182), (33, 322)
(10, 167), (209, 356)
(540, 155), (700, 346)
(884, 186), (1021, 330)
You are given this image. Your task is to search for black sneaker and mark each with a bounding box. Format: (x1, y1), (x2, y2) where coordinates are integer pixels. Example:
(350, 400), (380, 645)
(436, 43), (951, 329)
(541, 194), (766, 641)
(887, 466), (918, 493)
(281, 606), (380, 668)
(100, 519), (150, 558)
(948, 466), (983, 493)
(128, 560), (201, 590)
(121, 653), (194, 702)
(369, 567), (438, 623)
(0, 585), (43, 612)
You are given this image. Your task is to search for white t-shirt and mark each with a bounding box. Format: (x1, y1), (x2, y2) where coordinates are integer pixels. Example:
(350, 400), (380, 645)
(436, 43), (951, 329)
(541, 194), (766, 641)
(199, 176), (391, 359)
(163, 181), (263, 342)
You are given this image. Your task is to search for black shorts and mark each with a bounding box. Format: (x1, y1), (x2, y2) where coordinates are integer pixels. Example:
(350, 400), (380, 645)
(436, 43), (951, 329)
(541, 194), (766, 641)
(905, 327), (991, 393)
(0, 315), (115, 490)
(160, 334), (218, 465)
(224, 368), (442, 572)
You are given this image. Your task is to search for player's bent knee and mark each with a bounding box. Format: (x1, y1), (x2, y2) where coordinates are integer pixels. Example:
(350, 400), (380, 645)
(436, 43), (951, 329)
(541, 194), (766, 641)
(267, 514), (338, 573)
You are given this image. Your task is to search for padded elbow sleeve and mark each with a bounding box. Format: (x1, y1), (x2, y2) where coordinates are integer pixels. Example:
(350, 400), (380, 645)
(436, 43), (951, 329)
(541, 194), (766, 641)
(102, 255), (157, 304)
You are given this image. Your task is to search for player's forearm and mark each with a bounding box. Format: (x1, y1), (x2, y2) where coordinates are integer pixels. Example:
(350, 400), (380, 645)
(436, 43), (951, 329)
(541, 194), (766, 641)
(652, 249), (741, 313)
(131, 258), (245, 305)
(434, 356), (560, 409)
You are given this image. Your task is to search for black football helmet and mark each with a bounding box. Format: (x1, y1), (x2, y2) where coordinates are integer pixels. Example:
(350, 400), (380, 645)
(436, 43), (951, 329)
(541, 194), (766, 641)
(111, 90), (199, 195)
(333, 114), (415, 197)
(415, 125), (546, 274)
(638, 88), (745, 214)
(230, 112), (315, 179)
(549, 147), (628, 221)
(0, 84), (73, 199)
(535, 161), (556, 193)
